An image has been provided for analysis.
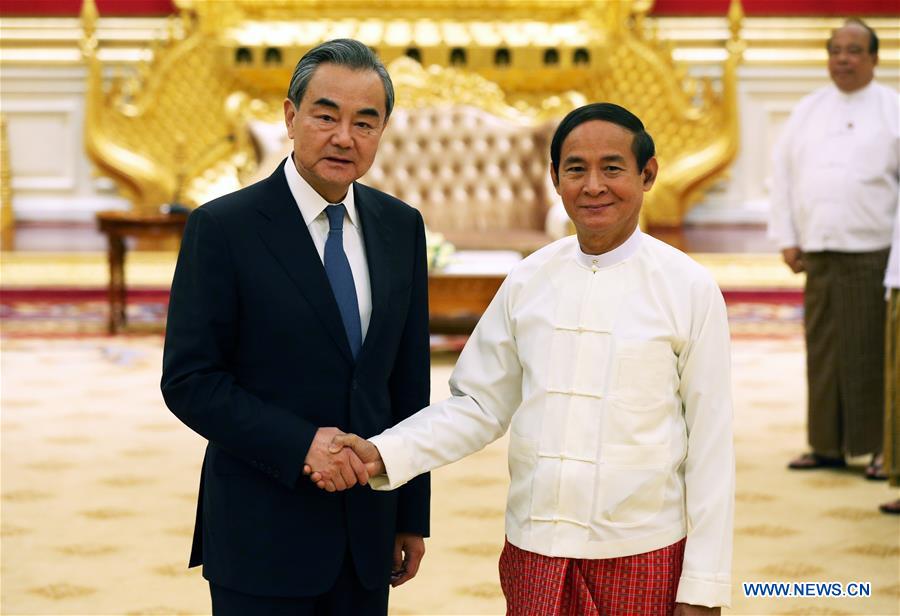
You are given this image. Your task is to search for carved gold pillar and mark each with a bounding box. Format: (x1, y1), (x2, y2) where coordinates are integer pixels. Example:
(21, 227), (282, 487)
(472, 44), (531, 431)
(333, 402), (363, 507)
(0, 114), (14, 251)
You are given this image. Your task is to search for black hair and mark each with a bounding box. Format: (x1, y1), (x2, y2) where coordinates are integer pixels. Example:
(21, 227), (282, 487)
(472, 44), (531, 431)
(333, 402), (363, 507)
(550, 102), (655, 175)
(828, 18), (879, 55)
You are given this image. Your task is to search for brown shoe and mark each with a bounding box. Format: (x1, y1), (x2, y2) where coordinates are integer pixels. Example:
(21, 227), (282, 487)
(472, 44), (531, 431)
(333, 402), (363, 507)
(787, 452), (846, 470)
(878, 499), (900, 515)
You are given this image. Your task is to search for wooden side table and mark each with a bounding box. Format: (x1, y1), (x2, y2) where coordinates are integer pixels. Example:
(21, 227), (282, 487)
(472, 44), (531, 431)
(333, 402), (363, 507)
(96, 210), (188, 334)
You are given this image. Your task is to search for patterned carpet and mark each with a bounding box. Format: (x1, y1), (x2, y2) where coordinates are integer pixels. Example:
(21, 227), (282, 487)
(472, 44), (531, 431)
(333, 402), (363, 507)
(2, 334), (898, 616)
(2, 252), (897, 615)
(0, 288), (803, 340)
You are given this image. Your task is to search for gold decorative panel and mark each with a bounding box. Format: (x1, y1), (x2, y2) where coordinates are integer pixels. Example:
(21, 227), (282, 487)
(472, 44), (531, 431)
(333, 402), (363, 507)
(81, 0), (743, 227)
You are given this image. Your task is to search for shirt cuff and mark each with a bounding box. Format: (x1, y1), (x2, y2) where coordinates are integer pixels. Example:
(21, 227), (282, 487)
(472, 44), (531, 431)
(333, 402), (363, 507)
(676, 574), (731, 608)
(367, 433), (413, 491)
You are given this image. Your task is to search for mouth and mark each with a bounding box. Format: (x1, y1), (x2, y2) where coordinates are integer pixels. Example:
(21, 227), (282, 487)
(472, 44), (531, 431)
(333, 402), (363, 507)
(323, 156), (353, 166)
(579, 203), (614, 210)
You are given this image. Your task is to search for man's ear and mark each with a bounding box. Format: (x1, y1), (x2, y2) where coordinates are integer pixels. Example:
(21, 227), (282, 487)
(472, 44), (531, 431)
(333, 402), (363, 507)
(283, 98), (297, 139)
(549, 162), (560, 194)
(641, 157), (658, 191)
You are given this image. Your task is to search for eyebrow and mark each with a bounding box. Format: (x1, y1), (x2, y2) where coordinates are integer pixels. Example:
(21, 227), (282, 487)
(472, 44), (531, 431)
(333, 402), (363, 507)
(562, 154), (627, 165)
(312, 97), (381, 120)
(312, 97), (339, 110)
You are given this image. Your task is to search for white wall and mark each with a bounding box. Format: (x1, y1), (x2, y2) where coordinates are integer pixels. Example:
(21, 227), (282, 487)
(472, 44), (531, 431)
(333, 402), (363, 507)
(1, 64), (130, 222)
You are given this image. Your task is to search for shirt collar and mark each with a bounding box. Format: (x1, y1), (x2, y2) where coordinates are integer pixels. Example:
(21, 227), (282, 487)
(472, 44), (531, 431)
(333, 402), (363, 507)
(575, 226), (643, 269)
(833, 80), (875, 102)
(282, 155), (359, 229)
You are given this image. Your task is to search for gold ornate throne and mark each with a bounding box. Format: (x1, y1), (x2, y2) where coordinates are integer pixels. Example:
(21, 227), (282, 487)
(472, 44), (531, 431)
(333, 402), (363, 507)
(81, 0), (744, 240)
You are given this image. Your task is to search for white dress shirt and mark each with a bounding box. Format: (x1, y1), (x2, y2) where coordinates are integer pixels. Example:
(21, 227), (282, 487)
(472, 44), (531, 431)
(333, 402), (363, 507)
(283, 157), (372, 340)
(370, 229), (735, 607)
(769, 81), (900, 252)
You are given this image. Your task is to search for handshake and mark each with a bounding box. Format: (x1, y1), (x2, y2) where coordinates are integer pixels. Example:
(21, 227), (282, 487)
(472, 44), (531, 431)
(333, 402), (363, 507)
(302, 427), (384, 492)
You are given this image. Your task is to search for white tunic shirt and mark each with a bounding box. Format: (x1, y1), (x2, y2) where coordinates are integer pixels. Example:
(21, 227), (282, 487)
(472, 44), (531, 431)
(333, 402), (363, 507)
(370, 230), (735, 607)
(768, 81), (900, 252)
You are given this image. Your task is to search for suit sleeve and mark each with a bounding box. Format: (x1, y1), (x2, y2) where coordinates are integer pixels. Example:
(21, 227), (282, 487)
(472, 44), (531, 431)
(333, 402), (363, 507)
(161, 207), (318, 489)
(387, 210), (432, 536)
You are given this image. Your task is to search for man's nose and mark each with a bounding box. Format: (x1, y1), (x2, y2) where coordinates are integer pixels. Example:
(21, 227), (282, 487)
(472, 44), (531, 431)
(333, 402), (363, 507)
(331, 123), (353, 147)
(583, 171), (606, 195)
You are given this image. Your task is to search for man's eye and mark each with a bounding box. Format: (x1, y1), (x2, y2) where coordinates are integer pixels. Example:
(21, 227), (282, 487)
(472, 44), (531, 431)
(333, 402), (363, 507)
(356, 122), (374, 130)
(317, 115), (335, 122)
(605, 166), (623, 173)
(566, 167), (584, 174)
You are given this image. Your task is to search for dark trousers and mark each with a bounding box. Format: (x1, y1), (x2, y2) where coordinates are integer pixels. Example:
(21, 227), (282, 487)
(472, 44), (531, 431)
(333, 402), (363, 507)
(804, 249), (889, 456)
(209, 550), (389, 616)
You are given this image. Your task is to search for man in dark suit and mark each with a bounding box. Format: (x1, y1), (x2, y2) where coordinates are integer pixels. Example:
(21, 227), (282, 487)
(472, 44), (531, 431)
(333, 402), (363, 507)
(161, 38), (431, 614)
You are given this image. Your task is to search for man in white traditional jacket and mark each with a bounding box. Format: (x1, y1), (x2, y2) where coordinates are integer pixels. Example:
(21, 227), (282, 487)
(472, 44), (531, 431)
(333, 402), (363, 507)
(311, 103), (734, 615)
(769, 19), (900, 477)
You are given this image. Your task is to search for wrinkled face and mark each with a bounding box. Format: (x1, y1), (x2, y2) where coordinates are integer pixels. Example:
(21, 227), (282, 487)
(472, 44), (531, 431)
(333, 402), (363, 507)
(284, 63), (387, 203)
(550, 120), (657, 254)
(827, 25), (877, 93)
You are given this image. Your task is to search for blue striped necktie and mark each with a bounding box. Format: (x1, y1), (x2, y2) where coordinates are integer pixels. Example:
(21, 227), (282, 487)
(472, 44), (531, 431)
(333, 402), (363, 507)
(324, 203), (362, 358)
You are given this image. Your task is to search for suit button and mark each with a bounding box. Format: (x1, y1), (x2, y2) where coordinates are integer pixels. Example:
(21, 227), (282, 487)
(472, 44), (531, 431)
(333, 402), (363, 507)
(352, 380), (358, 391)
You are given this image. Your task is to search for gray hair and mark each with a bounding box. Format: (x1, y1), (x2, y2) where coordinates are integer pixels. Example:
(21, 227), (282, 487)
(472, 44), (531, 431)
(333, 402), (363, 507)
(286, 39), (395, 119)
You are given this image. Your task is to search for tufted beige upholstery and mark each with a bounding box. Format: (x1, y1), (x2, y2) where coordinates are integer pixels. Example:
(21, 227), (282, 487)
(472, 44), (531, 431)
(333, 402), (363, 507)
(361, 106), (562, 254)
(246, 106), (567, 254)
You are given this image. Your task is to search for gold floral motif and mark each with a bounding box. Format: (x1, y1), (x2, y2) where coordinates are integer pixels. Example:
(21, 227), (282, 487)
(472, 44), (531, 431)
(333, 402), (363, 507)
(56, 544), (120, 557)
(822, 507), (882, 521)
(1, 524), (32, 536)
(100, 475), (156, 487)
(27, 583), (96, 600)
(2, 489), (52, 502)
(844, 544), (900, 558)
(735, 524), (797, 538)
(79, 508), (137, 519)
(25, 460), (77, 471)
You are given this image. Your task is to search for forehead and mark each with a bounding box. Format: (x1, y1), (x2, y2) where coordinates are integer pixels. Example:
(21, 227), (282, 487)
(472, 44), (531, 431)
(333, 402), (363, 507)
(829, 26), (871, 49)
(561, 120), (636, 161)
(303, 63), (386, 113)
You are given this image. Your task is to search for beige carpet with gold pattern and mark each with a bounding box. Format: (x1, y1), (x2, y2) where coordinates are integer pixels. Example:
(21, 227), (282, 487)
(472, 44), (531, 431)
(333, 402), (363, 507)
(2, 333), (898, 615)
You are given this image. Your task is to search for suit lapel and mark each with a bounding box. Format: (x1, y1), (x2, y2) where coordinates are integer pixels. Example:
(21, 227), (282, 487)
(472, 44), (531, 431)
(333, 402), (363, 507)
(254, 163), (353, 362)
(355, 184), (391, 362)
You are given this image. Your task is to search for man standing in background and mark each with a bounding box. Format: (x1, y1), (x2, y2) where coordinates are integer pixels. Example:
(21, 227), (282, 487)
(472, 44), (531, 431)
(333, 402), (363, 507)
(769, 19), (899, 477)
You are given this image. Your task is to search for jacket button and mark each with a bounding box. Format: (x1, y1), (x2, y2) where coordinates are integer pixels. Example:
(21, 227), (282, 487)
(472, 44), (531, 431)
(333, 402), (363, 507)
(352, 380), (358, 391)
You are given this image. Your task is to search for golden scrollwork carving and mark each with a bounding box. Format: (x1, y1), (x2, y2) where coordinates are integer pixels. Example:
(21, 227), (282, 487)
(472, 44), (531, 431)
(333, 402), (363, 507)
(82, 0), (742, 226)
(1, 114), (14, 250)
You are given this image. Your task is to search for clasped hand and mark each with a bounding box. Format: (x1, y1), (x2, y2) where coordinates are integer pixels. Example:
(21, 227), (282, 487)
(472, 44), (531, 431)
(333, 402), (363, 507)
(304, 431), (384, 492)
(303, 427), (374, 492)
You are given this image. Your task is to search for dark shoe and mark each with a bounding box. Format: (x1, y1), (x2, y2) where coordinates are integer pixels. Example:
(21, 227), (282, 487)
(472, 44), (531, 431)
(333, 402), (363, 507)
(865, 454), (887, 481)
(787, 452), (847, 470)
(878, 499), (900, 515)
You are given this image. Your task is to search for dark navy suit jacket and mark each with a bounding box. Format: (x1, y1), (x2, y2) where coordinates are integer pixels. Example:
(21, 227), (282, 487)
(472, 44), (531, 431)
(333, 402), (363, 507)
(161, 161), (431, 597)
